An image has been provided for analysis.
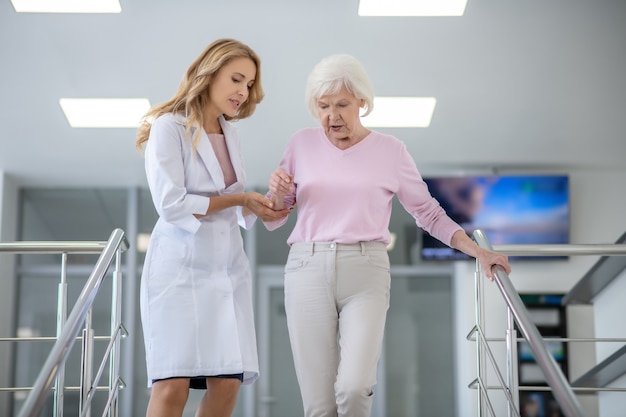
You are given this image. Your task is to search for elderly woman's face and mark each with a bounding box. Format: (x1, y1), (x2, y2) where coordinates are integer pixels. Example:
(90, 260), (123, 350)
(316, 87), (365, 144)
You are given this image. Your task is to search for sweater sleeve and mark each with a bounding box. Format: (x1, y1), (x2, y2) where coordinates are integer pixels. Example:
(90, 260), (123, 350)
(394, 143), (463, 246)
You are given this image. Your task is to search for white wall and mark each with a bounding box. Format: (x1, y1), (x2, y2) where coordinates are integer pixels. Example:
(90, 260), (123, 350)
(594, 267), (626, 417)
(0, 172), (19, 416)
(453, 170), (626, 417)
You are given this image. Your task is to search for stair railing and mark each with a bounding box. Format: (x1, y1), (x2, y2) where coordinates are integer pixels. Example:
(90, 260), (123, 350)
(470, 229), (626, 417)
(0, 228), (128, 417)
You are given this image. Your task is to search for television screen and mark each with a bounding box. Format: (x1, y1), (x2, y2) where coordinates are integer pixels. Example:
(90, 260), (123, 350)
(420, 174), (570, 261)
(519, 339), (565, 361)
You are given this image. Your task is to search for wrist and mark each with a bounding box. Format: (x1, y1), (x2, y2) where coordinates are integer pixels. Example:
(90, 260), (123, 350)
(240, 192), (249, 208)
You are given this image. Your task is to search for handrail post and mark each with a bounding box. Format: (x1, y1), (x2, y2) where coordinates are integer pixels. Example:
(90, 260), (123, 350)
(474, 258), (486, 416)
(108, 249), (123, 417)
(54, 252), (69, 417)
(79, 309), (94, 417)
(505, 307), (518, 417)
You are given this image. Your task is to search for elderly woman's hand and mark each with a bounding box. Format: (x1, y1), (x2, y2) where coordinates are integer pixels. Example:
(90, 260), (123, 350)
(449, 230), (512, 281)
(269, 168), (295, 197)
(476, 247), (511, 281)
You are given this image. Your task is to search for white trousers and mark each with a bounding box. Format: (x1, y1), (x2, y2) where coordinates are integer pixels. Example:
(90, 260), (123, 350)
(284, 242), (391, 417)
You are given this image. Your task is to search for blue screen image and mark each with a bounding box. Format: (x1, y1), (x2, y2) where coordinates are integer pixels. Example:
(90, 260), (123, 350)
(420, 175), (569, 260)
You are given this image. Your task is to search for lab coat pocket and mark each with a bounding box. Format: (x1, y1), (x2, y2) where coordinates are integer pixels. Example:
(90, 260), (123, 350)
(197, 276), (241, 359)
(152, 235), (188, 268)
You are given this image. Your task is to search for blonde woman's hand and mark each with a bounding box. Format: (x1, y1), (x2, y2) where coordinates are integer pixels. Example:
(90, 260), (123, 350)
(243, 192), (291, 221)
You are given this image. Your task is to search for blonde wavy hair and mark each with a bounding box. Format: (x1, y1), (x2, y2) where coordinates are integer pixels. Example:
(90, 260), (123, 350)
(135, 38), (264, 152)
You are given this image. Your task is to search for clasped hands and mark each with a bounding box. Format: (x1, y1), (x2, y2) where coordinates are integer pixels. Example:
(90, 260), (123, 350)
(245, 168), (295, 222)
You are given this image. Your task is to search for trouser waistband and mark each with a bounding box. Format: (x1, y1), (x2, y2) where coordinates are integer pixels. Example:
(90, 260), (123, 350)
(290, 241), (387, 255)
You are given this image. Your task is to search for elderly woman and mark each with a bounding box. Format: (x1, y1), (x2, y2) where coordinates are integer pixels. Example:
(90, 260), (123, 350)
(264, 54), (511, 417)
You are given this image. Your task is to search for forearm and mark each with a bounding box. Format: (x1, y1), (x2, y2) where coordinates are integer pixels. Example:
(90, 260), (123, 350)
(194, 194), (246, 218)
(195, 191), (289, 223)
(449, 230), (482, 258)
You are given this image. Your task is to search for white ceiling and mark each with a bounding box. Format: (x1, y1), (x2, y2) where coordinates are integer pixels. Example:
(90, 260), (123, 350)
(1, 0), (625, 190)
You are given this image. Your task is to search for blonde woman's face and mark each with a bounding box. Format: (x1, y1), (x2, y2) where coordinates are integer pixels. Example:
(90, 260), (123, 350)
(207, 57), (256, 119)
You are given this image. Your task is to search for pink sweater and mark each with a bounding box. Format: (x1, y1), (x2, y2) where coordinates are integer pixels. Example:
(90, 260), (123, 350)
(265, 127), (462, 247)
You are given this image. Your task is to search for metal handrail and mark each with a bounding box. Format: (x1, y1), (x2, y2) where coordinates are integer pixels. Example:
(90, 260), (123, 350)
(473, 230), (589, 417)
(13, 228), (129, 417)
(0, 242), (109, 253)
(492, 243), (626, 257)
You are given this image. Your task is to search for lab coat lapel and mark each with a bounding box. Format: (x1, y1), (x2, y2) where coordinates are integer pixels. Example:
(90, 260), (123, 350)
(195, 126), (226, 189)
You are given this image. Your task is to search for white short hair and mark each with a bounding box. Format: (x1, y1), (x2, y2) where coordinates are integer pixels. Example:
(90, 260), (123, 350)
(305, 54), (374, 119)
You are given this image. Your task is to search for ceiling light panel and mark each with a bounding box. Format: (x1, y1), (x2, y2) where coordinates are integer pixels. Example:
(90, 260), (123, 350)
(59, 98), (151, 128)
(362, 97), (436, 128)
(358, 0), (468, 17)
(11, 0), (121, 13)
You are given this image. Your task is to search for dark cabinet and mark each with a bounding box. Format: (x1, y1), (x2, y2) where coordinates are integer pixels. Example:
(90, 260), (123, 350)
(517, 293), (567, 417)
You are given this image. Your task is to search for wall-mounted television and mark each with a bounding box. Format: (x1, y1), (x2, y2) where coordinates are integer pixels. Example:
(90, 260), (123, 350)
(420, 174), (570, 261)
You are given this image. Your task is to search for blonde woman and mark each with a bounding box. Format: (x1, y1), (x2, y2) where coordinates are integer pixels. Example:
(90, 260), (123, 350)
(136, 39), (289, 417)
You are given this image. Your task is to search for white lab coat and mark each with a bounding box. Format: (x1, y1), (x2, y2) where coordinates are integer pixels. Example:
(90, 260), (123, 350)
(140, 113), (259, 386)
